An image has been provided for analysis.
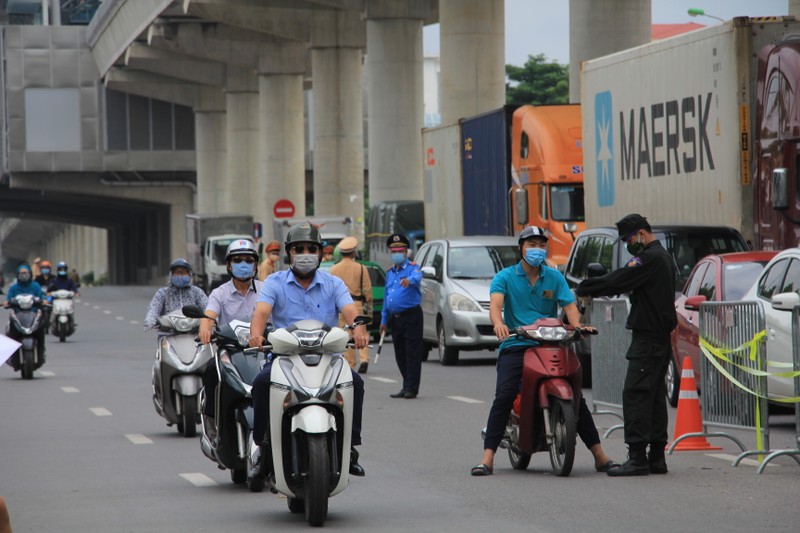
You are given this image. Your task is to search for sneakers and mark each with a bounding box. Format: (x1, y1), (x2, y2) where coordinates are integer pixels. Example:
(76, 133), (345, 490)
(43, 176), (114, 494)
(358, 362), (368, 374)
(248, 444), (268, 481)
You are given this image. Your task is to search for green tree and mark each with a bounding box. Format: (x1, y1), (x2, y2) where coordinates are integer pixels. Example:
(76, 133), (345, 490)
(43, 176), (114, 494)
(506, 54), (569, 106)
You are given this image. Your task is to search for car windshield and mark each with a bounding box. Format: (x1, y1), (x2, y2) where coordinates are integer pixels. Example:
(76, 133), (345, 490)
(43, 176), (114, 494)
(550, 184), (585, 222)
(447, 245), (519, 279)
(722, 261), (770, 301)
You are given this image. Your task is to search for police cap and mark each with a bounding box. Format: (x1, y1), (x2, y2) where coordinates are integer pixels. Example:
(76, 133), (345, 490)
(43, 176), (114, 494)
(386, 233), (410, 248)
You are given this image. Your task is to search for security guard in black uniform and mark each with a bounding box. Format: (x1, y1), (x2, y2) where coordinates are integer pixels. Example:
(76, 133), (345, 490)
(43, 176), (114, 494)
(576, 214), (678, 476)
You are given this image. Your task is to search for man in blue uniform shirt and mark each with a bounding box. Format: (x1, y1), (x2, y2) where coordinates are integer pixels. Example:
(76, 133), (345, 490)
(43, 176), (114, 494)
(380, 233), (423, 399)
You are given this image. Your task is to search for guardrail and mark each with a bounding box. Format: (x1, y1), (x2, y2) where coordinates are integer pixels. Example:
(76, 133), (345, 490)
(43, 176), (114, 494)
(588, 298), (629, 437)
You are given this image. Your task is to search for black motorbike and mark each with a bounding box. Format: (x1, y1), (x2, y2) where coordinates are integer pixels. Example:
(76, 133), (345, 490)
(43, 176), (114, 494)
(183, 305), (268, 491)
(5, 294), (49, 379)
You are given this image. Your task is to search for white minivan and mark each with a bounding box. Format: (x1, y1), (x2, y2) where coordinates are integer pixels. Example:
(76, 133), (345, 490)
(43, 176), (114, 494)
(741, 247), (800, 400)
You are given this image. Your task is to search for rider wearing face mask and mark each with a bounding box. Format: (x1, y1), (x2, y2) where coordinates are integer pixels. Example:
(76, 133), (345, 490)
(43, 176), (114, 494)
(247, 222), (369, 482)
(197, 239), (263, 446)
(34, 260), (55, 288)
(47, 261), (80, 297)
(143, 258), (208, 331)
(4, 263), (48, 369)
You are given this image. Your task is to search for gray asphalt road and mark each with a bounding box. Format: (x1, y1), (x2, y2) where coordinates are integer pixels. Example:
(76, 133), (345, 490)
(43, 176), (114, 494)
(0, 286), (797, 532)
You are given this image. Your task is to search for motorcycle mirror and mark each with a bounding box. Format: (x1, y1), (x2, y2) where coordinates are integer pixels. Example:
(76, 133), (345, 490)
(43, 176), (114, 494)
(182, 305), (212, 320)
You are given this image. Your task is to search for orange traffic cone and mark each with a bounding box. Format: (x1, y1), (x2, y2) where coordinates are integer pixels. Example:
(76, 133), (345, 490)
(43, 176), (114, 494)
(669, 356), (722, 451)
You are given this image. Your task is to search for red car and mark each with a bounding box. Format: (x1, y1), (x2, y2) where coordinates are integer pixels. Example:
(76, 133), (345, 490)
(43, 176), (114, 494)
(668, 251), (777, 406)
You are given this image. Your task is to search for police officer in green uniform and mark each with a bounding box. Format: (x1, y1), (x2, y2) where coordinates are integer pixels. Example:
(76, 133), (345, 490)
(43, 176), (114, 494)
(576, 214), (678, 476)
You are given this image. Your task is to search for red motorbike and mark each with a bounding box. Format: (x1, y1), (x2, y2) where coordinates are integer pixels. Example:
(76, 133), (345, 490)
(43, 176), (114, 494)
(499, 317), (595, 477)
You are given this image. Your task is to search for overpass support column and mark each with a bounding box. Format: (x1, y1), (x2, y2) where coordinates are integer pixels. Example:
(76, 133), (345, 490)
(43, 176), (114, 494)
(224, 67), (260, 217)
(364, 0), (427, 206)
(310, 11), (366, 242)
(257, 42), (308, 228)
(194, 88), (227, 213)
(439, 0), (505, 124)
(568, 0), (650, 103)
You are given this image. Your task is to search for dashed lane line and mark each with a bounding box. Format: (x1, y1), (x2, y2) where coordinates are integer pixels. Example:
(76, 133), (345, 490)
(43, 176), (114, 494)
(116, 316), (125, 320)
(125, 434), (153, 444)
(103, 310), (111, 315)
(130, 320), (139, 325)
(180, 473), (218, 487)
(61, 387), (79, 393)
(39, 371), (55, 377)
(89, 407), (112, 416)
(367, 377), (398, 383)
(447, 395), (484, 404)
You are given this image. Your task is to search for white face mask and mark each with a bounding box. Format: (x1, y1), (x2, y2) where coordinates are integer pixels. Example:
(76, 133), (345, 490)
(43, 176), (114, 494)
(292, 254), (319, 275)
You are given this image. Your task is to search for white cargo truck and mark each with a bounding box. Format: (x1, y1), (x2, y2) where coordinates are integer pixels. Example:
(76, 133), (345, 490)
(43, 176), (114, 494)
(422, 123), (463, 241)
(581, 16), (800, 250)
(186, 213), (254, 292)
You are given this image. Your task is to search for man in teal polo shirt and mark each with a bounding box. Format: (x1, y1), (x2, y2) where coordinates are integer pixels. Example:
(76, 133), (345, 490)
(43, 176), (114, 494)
(470, 226), (616, 476)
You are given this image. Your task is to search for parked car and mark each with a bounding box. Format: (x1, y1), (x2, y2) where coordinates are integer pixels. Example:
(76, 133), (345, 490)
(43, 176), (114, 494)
(319, 260), (385, 340)
(562, 225), (750, 386)
(669, 251), (777, 406)
(415, 236), (520, 365)
(741, 247), (800, 401)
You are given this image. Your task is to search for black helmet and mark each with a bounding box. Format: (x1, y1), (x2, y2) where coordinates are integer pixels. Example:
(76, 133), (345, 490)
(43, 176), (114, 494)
(517, 226), (548, 245)
(169, 258), (192, 273)
(225, 239), (258, 261)
(284, 222), (322, 253)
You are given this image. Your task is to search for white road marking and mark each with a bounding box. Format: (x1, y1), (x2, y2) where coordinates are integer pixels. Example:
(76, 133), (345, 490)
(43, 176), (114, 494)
(103, 310), (111, 315)
(90, 407), (112, 416)
(125, 434), (153, 445)
(447, 395), (484, 404)
(83, 302), (90, 306)
(61, 387), (79, 393)
(706, 453), (777, 468)
(180, 473), (218, 487)
(116, 316), (125, 320)
(39, 371), (55, 377)
(92, 306), (100, 310)
(130, 320), (139, 325)
(368, 377), (398, 383)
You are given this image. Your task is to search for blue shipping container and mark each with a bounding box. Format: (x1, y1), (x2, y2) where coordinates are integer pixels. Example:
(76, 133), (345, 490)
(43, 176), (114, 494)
(460, 106), (516, 236)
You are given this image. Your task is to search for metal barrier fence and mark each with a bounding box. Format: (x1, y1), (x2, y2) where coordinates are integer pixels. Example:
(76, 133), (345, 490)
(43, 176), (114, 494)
(588, 298), (630, 437)
(756, 305), (800, 473)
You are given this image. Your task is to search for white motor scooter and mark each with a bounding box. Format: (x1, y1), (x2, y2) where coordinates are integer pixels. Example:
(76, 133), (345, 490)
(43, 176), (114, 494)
(49, 289), (76, 342)
(254, 316), (368, 527)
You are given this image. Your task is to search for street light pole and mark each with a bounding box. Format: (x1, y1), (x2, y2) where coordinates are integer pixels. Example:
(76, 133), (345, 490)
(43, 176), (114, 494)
(687, 8), (725, 24)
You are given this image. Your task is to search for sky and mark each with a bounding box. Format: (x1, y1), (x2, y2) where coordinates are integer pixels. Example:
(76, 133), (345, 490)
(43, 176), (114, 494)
(423, 0), (790, 66)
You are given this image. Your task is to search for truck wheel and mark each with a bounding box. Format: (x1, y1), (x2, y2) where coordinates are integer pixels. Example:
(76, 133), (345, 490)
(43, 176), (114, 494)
(437, 322), (459, 366)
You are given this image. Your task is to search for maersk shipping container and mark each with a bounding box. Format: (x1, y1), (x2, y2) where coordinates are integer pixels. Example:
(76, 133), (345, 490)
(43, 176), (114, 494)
(460, 106), (516, 236)
(422, 123), (462, 240)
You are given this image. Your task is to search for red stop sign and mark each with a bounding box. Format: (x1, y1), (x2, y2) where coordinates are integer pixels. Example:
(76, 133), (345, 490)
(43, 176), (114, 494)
(273, 199), (295, 219)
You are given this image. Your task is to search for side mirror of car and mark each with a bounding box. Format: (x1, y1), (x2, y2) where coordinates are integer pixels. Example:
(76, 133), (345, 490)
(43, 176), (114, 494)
(421, 266), (436, 279)
(586, 263), (607, 279)
(684, 295), (707, 311)
(771, 292), (800, 311)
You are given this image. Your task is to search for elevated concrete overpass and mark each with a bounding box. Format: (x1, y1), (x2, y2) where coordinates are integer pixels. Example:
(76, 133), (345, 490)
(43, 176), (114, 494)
(1, 0), (656, 285)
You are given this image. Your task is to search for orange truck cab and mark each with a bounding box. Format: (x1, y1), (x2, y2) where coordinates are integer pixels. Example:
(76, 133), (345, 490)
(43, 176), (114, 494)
(510, 105), (585, 267)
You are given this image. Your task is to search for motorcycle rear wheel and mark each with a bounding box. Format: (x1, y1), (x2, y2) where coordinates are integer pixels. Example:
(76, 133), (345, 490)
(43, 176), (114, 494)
(21, 349), (34, 380)
(181, 396), (197, 438)
(304, 434), (329, 527)
(507, 440), (531, 470)
(548, 398), (577, 477)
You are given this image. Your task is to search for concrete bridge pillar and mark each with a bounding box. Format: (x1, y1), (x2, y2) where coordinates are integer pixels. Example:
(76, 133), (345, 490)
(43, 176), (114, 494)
(569, 0), (650, 103)
(310, 10), (366, 242)
(224, 67), (260, 219)
(257, 42), (308, 229)
(439, 0), (505, 124)
(194, 87), (227, 213)
(364, 0), (427, 206)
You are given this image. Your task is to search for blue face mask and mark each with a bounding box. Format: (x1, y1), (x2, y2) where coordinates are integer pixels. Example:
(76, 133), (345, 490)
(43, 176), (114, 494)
(524, 248), (547, 267)
(232, 262), (255, 280)
(170, 275), (191, 288)
(41, 268), (51, 276)
(391, 253), (406, 265)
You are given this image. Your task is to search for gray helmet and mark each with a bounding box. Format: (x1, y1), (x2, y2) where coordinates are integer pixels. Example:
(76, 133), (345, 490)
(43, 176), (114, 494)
(169, 258), (192, 273)
(225, 238), (258, 261)
(284, 222), (322, 253)
(517, 226), (548, 245)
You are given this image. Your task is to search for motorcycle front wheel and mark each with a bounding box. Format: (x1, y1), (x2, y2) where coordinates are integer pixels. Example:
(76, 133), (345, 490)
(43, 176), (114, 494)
(21, 348), (34, 380)
(181, 395), (197, 438)
(304, 434), (330, 527)
(548, 398), (577, 477)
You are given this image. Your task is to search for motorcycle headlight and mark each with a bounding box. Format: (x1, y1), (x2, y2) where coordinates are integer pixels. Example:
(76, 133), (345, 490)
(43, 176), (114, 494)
(234, 325), (251, 347)
(170, 317), (199, 333)
(448, 293), (481, 313)
(530, 326), (571, 341)
(294, 328), (325, 348)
